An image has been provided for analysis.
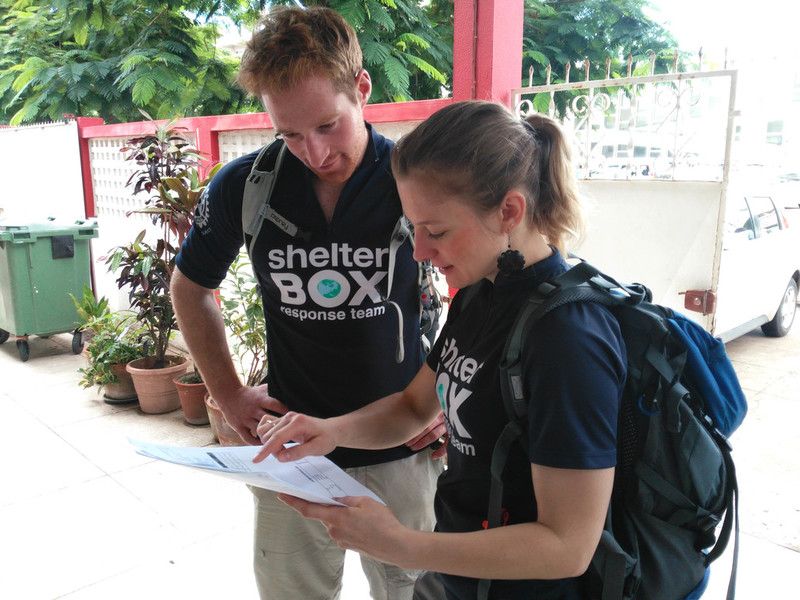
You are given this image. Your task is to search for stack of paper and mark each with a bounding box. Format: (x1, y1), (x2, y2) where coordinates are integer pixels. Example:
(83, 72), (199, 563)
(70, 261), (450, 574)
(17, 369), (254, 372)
(130, 439), (385, 506)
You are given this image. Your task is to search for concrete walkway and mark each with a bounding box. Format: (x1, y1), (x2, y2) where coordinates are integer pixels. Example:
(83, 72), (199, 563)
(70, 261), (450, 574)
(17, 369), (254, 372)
(0, 326), (797, 599)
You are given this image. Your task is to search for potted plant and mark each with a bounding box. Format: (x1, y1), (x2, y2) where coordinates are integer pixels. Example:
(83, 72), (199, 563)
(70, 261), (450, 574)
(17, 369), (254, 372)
(104, 235), (187, 413)
(173, 365), (209, 426)
(206, 253), (268, 445)
(106, 114), (221, 414)
(70, 285), (148, 403)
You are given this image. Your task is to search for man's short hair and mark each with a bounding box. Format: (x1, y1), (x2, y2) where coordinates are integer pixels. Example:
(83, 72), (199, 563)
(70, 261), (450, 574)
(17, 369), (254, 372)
(238, 6), (363, 101)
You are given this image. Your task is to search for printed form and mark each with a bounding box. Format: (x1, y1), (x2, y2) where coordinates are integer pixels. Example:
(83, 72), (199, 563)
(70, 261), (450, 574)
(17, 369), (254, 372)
(130, 439), (385, 506)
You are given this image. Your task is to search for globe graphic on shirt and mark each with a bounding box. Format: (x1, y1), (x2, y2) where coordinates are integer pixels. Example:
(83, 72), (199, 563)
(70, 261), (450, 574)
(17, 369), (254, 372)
(317, 279), (341, 299)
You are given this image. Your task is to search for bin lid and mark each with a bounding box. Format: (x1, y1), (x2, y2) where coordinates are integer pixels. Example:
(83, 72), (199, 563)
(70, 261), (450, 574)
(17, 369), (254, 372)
(0, 218), (98, 242)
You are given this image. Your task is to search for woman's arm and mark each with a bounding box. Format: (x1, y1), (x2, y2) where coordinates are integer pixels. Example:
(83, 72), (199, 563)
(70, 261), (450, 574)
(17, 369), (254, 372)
(254, 364), (441, 463)
(280, 463), (613, 580)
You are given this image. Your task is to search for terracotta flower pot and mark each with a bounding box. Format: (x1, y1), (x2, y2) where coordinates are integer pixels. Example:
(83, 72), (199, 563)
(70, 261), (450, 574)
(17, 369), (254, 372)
(205, 394), (247, 446)
(126, 355), (188, 414)
(174, 376), (210, 426)
(103, 363), (138, 404)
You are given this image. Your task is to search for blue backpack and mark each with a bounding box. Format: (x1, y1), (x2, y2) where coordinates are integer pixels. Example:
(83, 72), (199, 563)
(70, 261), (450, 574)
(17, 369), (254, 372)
(480, 260), (746, 600)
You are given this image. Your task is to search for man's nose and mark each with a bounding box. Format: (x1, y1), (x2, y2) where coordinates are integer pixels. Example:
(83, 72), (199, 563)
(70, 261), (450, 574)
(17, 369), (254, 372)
(303, 135), (329, 168)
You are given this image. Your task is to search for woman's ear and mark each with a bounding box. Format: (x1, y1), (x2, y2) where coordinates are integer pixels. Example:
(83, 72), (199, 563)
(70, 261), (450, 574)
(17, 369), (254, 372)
(499, 190), (527, 232)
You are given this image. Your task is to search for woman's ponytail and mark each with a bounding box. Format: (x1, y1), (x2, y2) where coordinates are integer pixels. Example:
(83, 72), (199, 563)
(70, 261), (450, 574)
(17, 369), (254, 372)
(523, 114), (585, 254)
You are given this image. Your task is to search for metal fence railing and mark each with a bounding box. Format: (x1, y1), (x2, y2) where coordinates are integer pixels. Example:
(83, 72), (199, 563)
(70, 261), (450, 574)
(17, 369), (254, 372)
(512, 61), (738, 183)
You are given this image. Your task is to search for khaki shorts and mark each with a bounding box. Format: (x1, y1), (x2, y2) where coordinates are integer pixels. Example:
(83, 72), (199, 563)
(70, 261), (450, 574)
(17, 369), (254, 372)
(251, 450), (443, 600)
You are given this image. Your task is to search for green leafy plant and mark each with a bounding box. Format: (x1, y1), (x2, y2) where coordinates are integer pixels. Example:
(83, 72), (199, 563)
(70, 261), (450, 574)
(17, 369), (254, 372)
(77, 313), (150, 389)
(104, 233), (175, 368)
(71, 284), (110, 333)
(70, 287), (149, 389)
(218, 253), (267, 387)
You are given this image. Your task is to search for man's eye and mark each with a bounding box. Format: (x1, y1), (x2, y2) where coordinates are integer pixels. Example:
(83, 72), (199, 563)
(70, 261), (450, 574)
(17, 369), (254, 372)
(428, 231), (445, 240)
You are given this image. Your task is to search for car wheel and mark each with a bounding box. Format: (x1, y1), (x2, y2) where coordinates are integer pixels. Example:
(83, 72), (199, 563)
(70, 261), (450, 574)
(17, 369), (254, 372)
(762, 278), (798, 337)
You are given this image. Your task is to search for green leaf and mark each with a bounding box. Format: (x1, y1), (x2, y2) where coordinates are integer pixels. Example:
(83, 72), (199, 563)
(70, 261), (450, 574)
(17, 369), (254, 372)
(533, 92), (553, 113)
(383, 55), (410, 92)
(396, 32), (429, 51)
(11, 56), (49, 92)
(405, 55), (446, 83)
(74, 13), (89, 46)
(362, 40), (391, 66)
(132, 76), (156, 105)
(338, 1), (367, 29)
(366, 0), (396, 32)
(9, 96), (43, 126)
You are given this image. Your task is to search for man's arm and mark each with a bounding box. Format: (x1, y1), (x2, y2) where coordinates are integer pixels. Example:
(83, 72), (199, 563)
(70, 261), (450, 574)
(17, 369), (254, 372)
(171, 266), (286, 444)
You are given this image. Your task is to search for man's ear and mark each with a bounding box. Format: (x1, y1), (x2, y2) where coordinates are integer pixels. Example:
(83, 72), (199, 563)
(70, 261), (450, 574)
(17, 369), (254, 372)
(355, 69), (372, 108)
(499, 190), (527, 232)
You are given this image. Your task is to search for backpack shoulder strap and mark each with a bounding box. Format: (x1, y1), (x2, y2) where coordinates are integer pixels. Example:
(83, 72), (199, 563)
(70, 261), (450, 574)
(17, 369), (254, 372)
(242, 139), (312, 258)
(384, 215), (442, 362)
(243, 139), (285, 241)
(500, 261), (647, 422)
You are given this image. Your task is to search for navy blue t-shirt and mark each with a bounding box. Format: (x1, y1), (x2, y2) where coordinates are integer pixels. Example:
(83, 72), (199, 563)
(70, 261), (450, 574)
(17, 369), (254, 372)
(427, 250), (626, 600)
(176, 125), (424, 468)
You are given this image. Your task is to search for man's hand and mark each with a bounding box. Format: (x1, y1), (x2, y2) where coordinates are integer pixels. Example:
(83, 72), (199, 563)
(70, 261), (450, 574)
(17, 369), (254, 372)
(404, 412), (447, 459)
(216, 384), (288, 445)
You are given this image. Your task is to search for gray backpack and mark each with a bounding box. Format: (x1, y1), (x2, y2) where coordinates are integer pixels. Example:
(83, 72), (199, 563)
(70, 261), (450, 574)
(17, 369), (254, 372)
(241, 139), (441, 361)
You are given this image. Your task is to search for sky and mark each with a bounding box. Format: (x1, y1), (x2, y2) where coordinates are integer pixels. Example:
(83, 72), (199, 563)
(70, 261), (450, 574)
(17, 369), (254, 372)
(647, 1), (798, 62)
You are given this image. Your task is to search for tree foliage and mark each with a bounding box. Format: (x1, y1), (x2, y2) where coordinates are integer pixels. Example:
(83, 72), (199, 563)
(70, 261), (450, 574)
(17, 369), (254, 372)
(522, 0), (679, 85)
(519, 0), (679, 116)
(0, 0), (679, 125)
(0, 0), (260, 125)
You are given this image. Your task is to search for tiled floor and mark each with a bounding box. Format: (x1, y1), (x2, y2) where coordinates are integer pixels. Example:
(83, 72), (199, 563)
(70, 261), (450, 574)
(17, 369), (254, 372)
(0, 335), (368, 600)
(1, 326), (798, 599)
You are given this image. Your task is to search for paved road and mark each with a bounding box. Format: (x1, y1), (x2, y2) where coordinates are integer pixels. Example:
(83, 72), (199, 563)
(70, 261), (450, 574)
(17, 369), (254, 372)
(724, 325), (800, 554)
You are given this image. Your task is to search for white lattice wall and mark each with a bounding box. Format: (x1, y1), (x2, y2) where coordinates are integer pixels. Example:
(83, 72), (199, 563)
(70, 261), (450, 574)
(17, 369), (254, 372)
(219, 129), (275, 162)
(215, 121), (421, 164)
(88, 134), (199, 222)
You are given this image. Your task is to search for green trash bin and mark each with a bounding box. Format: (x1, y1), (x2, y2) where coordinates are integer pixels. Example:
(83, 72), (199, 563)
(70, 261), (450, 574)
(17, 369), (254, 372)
(0, 218), (99, 361)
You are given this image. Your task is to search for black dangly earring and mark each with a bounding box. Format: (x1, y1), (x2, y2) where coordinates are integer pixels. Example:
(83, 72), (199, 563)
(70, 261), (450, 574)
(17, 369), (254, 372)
(497, 233), (525, 274)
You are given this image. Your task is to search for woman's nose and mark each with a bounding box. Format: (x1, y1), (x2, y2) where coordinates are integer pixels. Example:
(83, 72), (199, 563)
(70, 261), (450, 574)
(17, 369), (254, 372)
(413, 231), (434, 262)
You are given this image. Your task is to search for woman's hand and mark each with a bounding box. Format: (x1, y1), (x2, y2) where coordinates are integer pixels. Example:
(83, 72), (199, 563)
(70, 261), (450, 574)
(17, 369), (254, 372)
(252, 411), (339, 463)
(278, 494), (414, 568)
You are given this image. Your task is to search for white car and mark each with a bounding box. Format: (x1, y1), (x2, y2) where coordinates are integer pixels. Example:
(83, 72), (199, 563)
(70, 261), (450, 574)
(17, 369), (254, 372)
(714, 193), (800, 341)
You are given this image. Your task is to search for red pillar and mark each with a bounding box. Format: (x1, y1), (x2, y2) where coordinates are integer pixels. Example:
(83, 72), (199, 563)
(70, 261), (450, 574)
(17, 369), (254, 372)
(75, 117), (105, 218)
(449, 1), (524, 299)
(452, 0), (524, 108)
(194, 126), (220, 178)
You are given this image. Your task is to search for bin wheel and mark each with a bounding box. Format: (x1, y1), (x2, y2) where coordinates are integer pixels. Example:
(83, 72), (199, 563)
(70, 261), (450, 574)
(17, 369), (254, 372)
(72, 330), (84, 354)
(16, 339), (30, 362)
(0, 329), (8, 344)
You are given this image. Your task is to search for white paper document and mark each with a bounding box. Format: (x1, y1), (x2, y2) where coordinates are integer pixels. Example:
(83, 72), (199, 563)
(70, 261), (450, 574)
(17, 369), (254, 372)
(130, 439), (385, 506)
